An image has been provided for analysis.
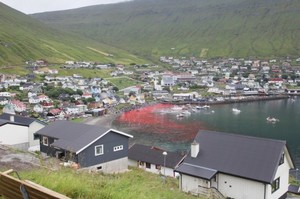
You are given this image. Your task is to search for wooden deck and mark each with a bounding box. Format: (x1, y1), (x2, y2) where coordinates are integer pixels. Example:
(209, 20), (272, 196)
(0, 169), (70, 199)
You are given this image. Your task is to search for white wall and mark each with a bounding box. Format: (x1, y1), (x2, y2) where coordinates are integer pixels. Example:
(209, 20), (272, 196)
(266, 147), (293, 199)
(128, 159), (176, 177)
(28, 122), (45, 148)
(218, 173), (265, 199)
(87, 157), (128, 173)
(180, 174), (210, 195)
(0, 124), (28, 145)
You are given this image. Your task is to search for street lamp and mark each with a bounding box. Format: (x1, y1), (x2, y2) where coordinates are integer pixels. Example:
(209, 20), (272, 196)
(163, 151), (167, 184)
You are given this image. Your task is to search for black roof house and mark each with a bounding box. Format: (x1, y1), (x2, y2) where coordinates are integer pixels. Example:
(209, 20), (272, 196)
(36, 120), (134, 171)
(0, 118), (28, 127)
(36, 120), (133, 155)
(128, 144), (185, 169)
(175, 130), (295, 184)
(0, 113), (45, 126)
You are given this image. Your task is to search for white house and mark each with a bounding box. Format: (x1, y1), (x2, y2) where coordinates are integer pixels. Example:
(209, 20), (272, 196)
(65, 106), (80, 115)
(128, 144), (185, 178)
(33, 104), (44, 113)
(175, 130), (294, 199)
(29, 96), (40, 104)
(0, 118), (28, 150)
(38, 94), (50, 102)
(0, 92), (11, 97)
(0, 113), (46, 151)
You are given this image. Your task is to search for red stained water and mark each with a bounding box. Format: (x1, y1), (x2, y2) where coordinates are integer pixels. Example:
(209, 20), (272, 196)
(115, 104), (207, 143)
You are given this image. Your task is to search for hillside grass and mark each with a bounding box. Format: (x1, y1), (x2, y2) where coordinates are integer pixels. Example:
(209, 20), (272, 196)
(32, 0), (300, 60)
(0, 3), (149, 66)
(19, 167), (200, 199)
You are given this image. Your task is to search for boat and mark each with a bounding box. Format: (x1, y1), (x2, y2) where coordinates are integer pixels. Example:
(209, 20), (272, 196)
(171, 105), (183, 112)
(182, 110), (191, 115)
(232, 108), (241, 114)
(195, 105), (210, 110)
(176, 113), (184, 118)
(266, 117), (280, 123)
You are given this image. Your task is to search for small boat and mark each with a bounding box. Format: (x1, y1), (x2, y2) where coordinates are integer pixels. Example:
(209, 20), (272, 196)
(266, 117), (279, 123)
(171, 105), (183, 112)
(202, 105), (210, 109)
(176, 113), (184, 118)
(182, 110), (191, 115)
(195, 105), (210, 110)
(232, 108), (241, 114)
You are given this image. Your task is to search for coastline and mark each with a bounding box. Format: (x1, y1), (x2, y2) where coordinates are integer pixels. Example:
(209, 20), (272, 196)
(83, 95), (290, 128)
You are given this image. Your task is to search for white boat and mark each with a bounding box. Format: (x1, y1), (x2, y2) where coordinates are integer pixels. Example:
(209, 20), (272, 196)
(232, 108), (241, 114)
(195, 105), (210, 110)
(176, 113), (184, 118)
(171, 105), (183, 112)
(182, 110), (191, 115)
(266, 117), (279, 123)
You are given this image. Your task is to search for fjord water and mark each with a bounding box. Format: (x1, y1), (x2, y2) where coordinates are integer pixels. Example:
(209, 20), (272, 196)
(112, 97), (300, 168)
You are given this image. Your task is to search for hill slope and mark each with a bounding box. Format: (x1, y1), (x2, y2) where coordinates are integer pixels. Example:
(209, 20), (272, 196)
(0, 3), (147, 66)
(32, 0), (300, 59)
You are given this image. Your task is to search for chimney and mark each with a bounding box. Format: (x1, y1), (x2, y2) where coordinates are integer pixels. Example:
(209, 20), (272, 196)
(191, 141), (199, 158)
(10, 115), (14, 122)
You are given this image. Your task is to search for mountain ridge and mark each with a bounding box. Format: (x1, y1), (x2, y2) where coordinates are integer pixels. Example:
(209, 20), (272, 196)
(0, 2), (147, 66)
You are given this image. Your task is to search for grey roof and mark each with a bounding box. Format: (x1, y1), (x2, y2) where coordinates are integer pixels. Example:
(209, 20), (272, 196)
(175, 163), (217, 180)
(176, 130), (288, 184)
(0, 113), (45, 126)
(36, 120), (132, 154)
(128, 144), (185, 168)
(0, 118), (28, 127)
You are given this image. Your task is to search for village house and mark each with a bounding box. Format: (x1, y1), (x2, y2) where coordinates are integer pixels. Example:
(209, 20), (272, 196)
(0, 117), (28, 150)
(128, 144), (185, 178)
(35, 120), (133, 173)
(175, 130), (294, 199)
(9, 100), (26, 113)
(123, 86), (141, 96)
(0, 113), (46, 151)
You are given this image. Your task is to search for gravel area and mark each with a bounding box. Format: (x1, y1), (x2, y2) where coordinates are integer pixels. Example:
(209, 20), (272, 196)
(0, 145), (60, 172)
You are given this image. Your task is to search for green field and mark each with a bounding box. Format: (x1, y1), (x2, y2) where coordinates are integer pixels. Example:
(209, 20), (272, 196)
(105, 76), (143, 90)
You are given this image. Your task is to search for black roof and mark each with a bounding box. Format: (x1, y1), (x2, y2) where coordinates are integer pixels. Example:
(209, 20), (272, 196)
(36, 120), (132, 154)
(175, 163), (217, 180)
(128, 144), (185, 168)
(175, 130), (290, 184)
(0, 118), (28, 127)
(0, 113), (45, 126)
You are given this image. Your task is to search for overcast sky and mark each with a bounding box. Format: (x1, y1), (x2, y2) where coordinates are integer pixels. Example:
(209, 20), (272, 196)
(0, 0), (130, 14)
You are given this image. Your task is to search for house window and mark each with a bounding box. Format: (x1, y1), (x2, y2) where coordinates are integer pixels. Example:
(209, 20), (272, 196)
(279, 153), (284, 165)
(95, 145), (104, 156)
(113, 145), (123, 152)
(42, 137), (48, 146)
(156, 165), (161, 170)
(146, 162), (151, 169)
(272, 177), (280, 193)
(139, 161), (144, 166)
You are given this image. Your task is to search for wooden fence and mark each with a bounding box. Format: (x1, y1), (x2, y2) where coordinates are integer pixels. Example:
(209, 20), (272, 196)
(0, 169), (70, 199)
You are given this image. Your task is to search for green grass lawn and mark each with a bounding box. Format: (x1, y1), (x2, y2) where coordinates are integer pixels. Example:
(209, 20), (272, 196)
(105, 76), (143, 90)
(20, 167), (201, 199)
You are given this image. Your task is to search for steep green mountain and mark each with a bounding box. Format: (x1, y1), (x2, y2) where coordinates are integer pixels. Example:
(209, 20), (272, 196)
(32, 0), (300, 59)
(0, 3), (147, 66)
